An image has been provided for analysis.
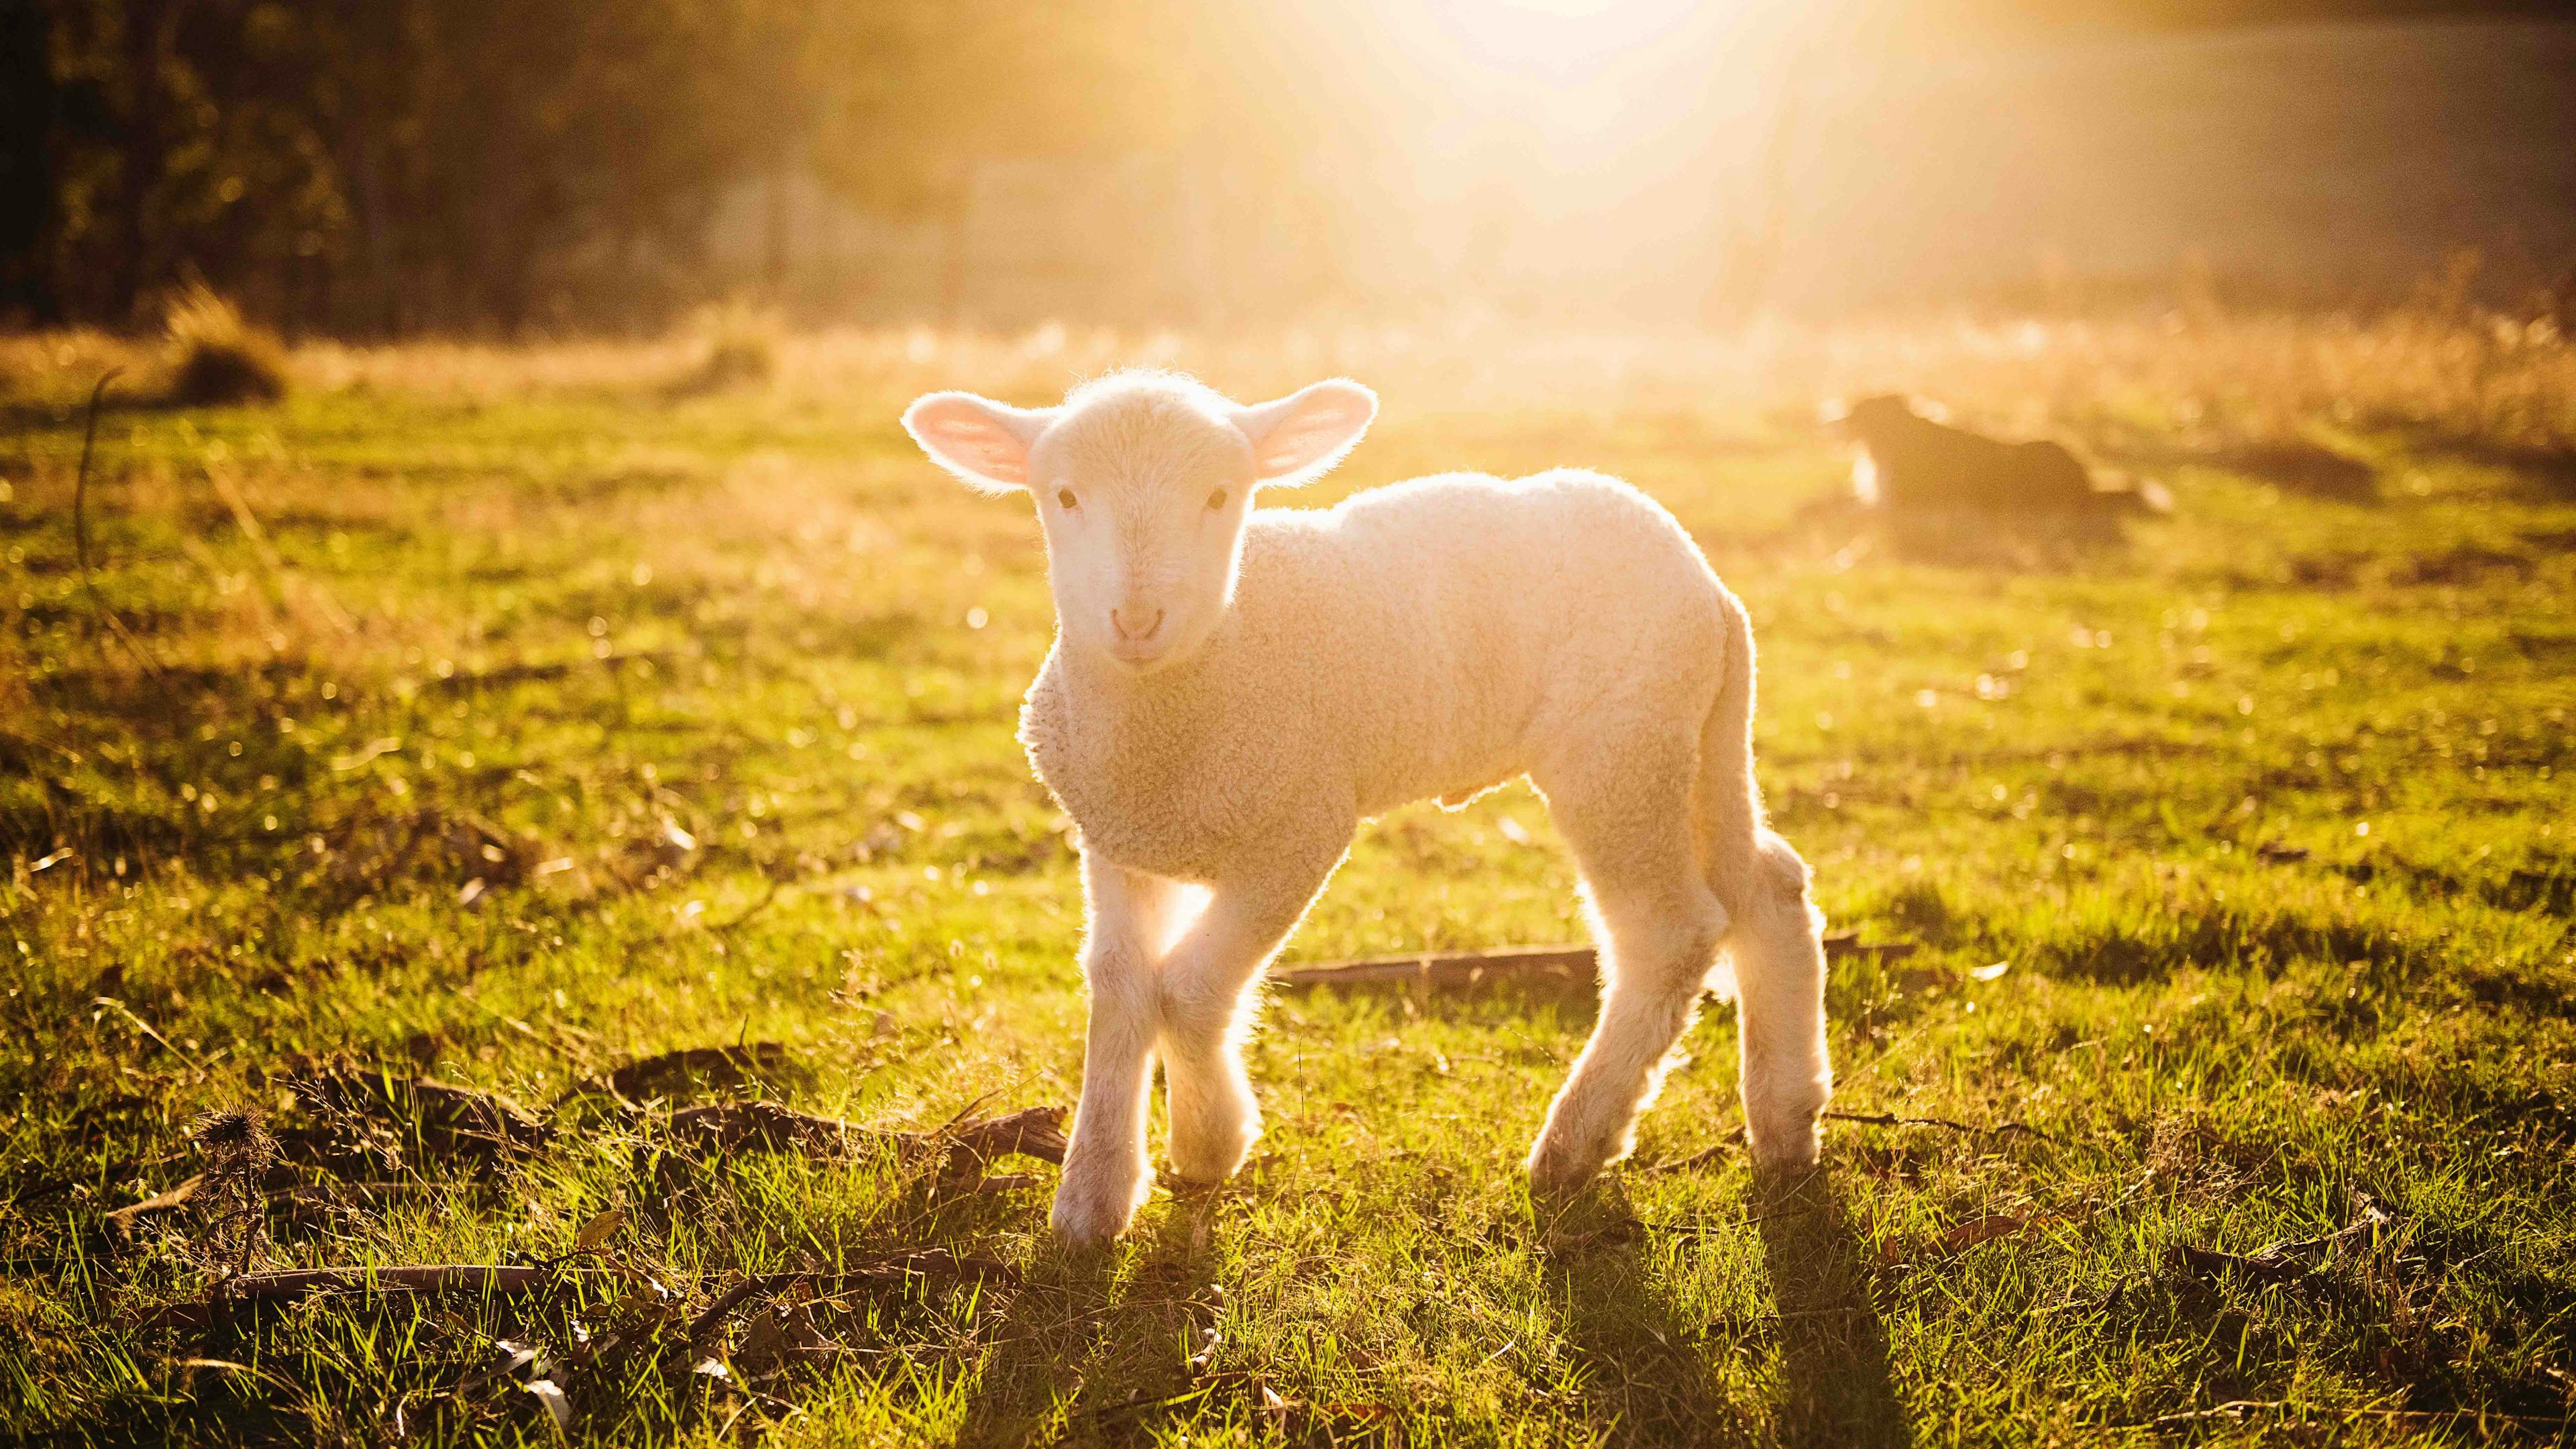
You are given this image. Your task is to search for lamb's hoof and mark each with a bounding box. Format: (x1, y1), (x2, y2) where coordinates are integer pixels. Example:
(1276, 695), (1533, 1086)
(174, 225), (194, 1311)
(1745, 1118), (1823, 1177)
(1525, 1132), (1613, 1199)
(1165, 1120), (1258, 1186)
(1049, 1163), (1148, 1249)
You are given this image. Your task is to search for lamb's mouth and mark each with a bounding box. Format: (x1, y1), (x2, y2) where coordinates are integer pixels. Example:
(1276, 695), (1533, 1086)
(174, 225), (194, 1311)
(1104, 639), (1179, 672)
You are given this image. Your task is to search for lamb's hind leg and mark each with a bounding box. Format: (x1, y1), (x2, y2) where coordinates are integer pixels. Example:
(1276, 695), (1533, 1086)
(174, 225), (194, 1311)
(1527, 743), (1731, 1194)
(1727, 830), (1831, 1171)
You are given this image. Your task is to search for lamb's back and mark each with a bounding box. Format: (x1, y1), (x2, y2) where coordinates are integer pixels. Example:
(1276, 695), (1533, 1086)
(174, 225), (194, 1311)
(1233, 470), (1723, 812)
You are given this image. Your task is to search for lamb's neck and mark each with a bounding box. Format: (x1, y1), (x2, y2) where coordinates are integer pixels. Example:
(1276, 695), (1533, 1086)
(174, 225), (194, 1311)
(1057, 624), (1254, 733)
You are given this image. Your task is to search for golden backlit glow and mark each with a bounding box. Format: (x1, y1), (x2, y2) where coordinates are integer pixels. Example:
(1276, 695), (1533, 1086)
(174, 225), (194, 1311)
(1417, 0), (1756, 83)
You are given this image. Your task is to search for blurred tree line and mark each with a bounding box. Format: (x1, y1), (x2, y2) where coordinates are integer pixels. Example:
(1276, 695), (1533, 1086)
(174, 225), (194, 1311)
(1, 0), (2562, 335)
(0, 0), (1227, 333)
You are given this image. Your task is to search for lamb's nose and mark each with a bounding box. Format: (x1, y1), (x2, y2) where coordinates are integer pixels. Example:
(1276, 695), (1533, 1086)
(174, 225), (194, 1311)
(1111, 607), (1164, 642)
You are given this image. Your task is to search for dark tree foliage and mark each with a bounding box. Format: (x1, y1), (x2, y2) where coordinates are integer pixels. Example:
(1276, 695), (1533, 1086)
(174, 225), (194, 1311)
(1, 0), (1185, 334)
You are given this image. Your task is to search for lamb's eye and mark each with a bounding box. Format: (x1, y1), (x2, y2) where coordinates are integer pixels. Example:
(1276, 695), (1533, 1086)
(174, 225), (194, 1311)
(1206, 487), (1229, 511)
(1055, 488), (1078, 510)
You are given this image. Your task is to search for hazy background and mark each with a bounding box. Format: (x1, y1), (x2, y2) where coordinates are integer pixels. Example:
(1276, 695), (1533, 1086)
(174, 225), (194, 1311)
(3, 0), (2573, 336)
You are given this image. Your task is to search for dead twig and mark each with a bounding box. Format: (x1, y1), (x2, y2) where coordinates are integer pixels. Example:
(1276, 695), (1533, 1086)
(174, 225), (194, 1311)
(2171, 1244), (2314, 1285)
(2170, 1195), (2389, 1286)
(1823, 1110), (2059, 1144)
(71, 370), (119, 584)
(113, 1171), (447, 1236)
(704, 878), (781, 935)
(2251, 1196), (2390, 1260)
(105, 1174), (203, 1234)
(92, 996), (199, 1069)
(1644, 1146), (1729, 1175)
(68, 368), (166, 684)
(1269, 945), (1597, 992)
(1640, 1126), (1748, 1175)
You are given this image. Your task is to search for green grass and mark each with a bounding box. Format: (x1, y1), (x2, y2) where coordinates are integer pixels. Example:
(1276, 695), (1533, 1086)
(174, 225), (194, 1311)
(1, 321), (2572, 1446)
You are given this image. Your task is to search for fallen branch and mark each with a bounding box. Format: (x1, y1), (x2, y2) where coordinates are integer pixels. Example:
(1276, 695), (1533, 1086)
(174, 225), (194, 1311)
(1269, 945), (1594, 993)
(217, 1264), (555, 1301)
(1268, 933), (1913, 995)
(283, 1061), (553, 1161)
(662, 1102), (1067, 1170)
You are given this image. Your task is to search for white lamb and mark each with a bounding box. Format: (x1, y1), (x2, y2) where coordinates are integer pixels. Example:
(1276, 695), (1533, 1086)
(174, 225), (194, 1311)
(901, 371), (1832, 1246)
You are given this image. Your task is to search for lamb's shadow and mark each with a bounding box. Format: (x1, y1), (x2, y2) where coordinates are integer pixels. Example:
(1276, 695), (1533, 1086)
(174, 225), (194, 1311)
(1547, 1169), (1909, 1448)
(1753, 1169), (1910, 1449)
(1546, 1193), (1744, 1446)
(952, 1194), (1222, 1447)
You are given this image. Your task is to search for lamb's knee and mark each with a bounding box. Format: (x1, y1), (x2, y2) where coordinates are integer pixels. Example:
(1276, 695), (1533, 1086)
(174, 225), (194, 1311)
(1595, 890), (1729, 989)
(1155, 973), (1248, 1057)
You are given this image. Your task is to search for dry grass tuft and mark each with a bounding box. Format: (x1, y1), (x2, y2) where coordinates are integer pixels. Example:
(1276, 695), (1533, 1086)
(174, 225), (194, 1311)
(162, 284), (290, 407)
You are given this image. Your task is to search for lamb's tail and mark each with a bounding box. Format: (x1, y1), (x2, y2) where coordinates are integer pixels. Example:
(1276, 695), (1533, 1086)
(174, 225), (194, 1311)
(1694, 584), (1774, 926)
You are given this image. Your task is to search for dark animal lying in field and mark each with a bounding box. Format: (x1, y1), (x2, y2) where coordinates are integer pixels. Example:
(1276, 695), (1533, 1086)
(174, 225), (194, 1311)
(1830, 394), (2171, 523)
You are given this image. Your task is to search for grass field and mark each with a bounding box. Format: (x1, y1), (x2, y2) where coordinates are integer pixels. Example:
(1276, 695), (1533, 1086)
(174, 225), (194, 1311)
(1, 312), (2572, 1446)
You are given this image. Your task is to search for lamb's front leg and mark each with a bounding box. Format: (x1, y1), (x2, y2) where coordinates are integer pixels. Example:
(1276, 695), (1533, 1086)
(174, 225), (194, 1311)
(1052, 856), (1185, 1248)
(1157, 849), (1342, 1185)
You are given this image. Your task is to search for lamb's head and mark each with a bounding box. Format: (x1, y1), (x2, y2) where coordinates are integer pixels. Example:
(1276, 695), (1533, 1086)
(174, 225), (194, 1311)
(901, 372), (1376, 674)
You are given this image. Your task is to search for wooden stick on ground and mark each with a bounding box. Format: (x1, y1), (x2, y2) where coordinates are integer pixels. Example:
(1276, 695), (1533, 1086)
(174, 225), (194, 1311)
(661, 1102), (1067, 1168)
(1643, 1108), (2058, 1175)
(1267, 934), (1917, 995)
(217, 1264), (554, 1300)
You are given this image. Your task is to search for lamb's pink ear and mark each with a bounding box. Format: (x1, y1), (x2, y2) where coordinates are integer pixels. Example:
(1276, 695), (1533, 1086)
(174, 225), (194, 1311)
(900, 392), (1056, 492)
(1229, 379), (1377, 486)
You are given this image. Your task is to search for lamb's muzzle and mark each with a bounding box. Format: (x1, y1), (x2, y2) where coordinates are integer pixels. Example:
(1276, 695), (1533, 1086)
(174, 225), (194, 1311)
(901, 370), (1833, 1246)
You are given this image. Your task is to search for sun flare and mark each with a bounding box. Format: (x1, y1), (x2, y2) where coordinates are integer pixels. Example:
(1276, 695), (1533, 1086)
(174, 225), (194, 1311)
(1428, 0), (1721, 80)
